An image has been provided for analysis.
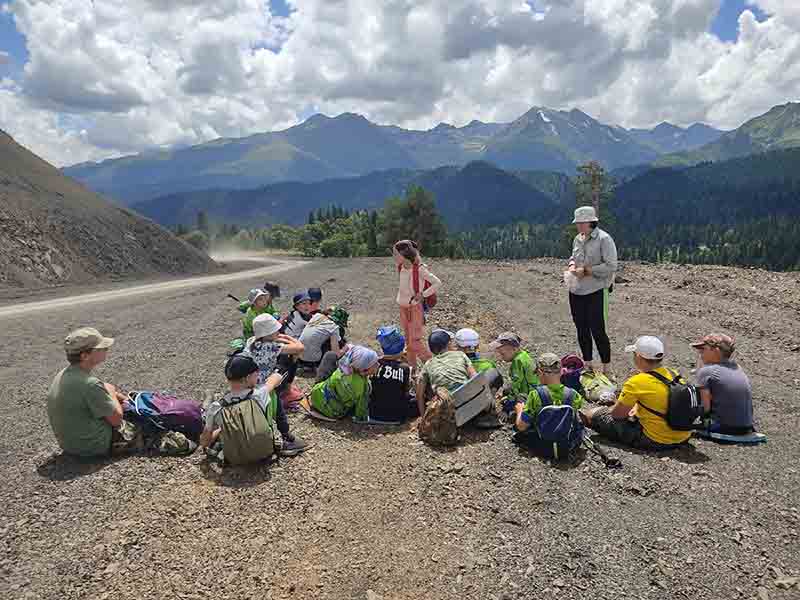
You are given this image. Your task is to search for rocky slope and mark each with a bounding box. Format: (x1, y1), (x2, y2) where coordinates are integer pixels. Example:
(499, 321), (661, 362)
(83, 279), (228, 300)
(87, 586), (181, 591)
(0, 131), (217, 289)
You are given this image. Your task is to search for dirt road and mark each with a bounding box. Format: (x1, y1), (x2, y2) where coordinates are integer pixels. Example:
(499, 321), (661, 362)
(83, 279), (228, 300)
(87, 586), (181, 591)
(0, 256), (306, 318)
(1, 257), (798, 600)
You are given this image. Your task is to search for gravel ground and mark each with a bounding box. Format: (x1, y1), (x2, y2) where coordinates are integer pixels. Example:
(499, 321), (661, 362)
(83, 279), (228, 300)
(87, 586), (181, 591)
(1, 257), (798, 600)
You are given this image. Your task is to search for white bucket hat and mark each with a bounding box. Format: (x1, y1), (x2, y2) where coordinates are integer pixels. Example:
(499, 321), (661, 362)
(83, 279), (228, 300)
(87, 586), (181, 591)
(455, 328), (480, 348)
(624, 336), (665, 360)
(252, 313), (281, 339)
(573, 206), (599, 224)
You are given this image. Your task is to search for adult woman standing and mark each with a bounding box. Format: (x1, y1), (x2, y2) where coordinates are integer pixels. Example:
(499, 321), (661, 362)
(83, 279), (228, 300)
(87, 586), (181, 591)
(393, 240), (441, 370)
(567, 206), (618, 374)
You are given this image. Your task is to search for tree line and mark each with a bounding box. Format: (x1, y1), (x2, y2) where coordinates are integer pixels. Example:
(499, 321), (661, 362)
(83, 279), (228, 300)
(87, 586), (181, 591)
(174, 155), (800, 271)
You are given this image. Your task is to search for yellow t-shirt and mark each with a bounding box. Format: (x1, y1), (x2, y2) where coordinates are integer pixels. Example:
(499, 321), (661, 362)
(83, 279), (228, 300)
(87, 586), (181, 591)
(617, 367), (692, 445)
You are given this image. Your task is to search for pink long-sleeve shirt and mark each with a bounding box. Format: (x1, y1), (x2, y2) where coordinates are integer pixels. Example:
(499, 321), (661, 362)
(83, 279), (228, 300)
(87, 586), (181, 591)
(396, 263), (442, 307)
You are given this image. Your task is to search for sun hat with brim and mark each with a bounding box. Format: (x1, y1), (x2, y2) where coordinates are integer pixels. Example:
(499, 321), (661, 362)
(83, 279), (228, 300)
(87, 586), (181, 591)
(248, 288), (270, 304)
(225, 354), (259, 380)
(573, 206), (599, 224)
(64, 327), (114, 354)
(489, 332), (522, 350)
(691, 333), (735, 354)
(537, 352), (561, 373)
(376, 326), (405, 356)
(455, 328), (480, 349)
(624, 336), (665, 360)
(252, 314), (282, 339)
(428, 329), (454, 354)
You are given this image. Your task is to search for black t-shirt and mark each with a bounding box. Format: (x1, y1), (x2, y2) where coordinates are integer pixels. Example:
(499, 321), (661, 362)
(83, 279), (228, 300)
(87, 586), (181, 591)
(370, 358), (413, 420)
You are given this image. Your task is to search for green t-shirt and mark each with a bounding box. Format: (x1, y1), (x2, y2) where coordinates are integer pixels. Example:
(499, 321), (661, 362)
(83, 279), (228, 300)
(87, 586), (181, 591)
(509, 350), (540, 397)
(47, 365), (117, 457)
(310, 369), (370, 420)
(521, 383), (584, 424)
(241, 303), (277, 339)
(421, 351), (473, 393)
(469, 356), (497, 374)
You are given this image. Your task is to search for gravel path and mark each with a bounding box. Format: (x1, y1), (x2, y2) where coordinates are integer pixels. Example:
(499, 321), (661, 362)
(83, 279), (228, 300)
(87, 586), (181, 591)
(1, 257), (798, 600)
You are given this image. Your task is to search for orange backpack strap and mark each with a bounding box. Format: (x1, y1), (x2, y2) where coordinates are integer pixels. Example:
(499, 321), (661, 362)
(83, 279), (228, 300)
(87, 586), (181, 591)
(412, 262), (421, 295)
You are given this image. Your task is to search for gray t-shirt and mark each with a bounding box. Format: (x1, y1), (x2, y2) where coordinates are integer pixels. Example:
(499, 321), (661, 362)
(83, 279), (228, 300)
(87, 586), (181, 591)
(299, 315), (341, 363)
(695, 361), (753, 429)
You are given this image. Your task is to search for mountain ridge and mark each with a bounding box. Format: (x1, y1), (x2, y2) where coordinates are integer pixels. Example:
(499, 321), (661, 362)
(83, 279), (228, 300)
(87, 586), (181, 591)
(63, 107), (725, 205)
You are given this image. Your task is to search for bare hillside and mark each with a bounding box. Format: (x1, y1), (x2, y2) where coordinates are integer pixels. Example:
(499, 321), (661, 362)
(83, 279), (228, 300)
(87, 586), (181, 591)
(0, 131), (216, 288)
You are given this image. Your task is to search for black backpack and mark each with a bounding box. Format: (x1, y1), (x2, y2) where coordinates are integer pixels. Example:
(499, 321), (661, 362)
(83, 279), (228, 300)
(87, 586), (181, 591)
(638, 369), (704, 431)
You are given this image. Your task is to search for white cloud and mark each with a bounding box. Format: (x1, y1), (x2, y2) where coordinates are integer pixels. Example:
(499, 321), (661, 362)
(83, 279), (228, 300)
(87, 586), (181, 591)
(0, 0), (798, 166)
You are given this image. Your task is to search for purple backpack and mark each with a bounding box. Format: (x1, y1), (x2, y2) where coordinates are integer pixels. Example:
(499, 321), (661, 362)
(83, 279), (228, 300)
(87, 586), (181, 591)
(124, 392), (204, 442)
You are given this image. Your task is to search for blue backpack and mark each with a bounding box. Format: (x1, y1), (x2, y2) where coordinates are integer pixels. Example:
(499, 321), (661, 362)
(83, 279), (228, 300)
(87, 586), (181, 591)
(124, 391), (205, 442)
(533, 385), (584, 460)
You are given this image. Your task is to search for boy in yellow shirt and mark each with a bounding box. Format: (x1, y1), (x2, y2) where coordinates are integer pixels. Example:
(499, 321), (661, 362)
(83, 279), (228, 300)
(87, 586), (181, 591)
(579, 336), (691, 450)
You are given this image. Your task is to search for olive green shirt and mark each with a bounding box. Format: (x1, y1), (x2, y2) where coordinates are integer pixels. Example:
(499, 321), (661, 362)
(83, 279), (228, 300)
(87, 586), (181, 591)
(47, 365), (117, 457)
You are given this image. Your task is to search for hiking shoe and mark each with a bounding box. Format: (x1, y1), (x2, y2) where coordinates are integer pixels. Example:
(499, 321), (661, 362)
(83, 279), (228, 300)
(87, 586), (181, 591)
(279, 436), (310, 457)
(473, 412), (503, 429)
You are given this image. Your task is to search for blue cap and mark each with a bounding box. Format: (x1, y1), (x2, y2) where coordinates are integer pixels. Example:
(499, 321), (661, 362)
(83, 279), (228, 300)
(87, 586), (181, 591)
(376, 326), (405, 355)
(308, 287), (322, 302)
(292, 290), (312, 306)
(428, 329), (453, 354)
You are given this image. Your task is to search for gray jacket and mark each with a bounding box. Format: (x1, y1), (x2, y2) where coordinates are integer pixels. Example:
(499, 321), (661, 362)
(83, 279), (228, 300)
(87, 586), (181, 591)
(569, 227), (618, 295)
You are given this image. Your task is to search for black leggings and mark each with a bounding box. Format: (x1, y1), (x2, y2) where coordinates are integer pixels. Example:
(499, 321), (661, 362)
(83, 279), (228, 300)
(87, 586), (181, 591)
(569, 289), (611, 364)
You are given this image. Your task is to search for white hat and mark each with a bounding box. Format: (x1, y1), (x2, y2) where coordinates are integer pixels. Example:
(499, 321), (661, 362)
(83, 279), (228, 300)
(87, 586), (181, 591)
(624, 336), (665, 360)
(455, 328), (480, 348)
(252, 313), (281, 338)
(573, 206), (599, 223)
(248, 288), (270, 304)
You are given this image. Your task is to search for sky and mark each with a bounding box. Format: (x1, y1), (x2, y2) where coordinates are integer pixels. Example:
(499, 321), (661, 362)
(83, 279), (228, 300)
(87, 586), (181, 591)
(0, 1), (798, 167)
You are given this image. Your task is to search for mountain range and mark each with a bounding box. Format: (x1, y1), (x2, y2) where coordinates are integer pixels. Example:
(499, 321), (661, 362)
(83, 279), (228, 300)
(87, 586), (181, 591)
(133, 161), (573, 231)
(64, 107), (724, 205)
(656, 102), (800, 167)
(0, 130), (215, 288)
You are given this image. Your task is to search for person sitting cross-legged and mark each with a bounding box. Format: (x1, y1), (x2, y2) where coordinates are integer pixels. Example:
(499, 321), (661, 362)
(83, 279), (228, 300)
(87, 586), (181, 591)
(513, 352), (585, 458)
(416, 329), (477, 417)
(579, 336), (691, 451)
(370, 326), (417, 422)
(691, 333), (754, 435)
(47, 327), (143, 457)
(309, 346), (380, 421)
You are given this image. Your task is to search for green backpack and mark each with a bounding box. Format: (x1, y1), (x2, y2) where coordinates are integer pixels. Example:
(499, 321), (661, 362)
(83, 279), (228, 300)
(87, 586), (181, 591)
(219, 389), (276, 465)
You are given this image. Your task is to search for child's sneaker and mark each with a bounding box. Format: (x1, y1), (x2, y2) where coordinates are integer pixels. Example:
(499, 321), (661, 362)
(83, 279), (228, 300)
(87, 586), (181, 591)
(279, 436), (310, 457)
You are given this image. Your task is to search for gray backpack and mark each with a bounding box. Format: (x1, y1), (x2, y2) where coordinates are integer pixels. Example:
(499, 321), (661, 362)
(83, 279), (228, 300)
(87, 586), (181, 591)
(220, 389), (276, 465)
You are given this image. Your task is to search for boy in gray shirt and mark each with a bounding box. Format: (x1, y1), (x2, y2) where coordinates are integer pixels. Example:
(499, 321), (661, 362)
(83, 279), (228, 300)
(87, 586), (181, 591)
(691, 334), (753, 434)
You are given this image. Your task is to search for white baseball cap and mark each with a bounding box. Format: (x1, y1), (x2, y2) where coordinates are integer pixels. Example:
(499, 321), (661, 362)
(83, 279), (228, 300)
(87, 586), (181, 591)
(252, 313), (281, 338)
(573, 206), (599, 223)
(624, 336), (665, 360)
(455, 328), (480, 348)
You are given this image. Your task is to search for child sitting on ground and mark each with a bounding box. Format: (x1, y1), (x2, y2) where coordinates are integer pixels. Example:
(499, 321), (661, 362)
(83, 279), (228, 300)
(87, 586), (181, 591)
(455, 328), (504, 391)
(370, 326), (417, 422)
(200, 354), (307, 461)
(308, 346), (380, 421)
(513, 352), (585, 457)
(245, 312), (307, 412)
(691, 333), (753, 435)
(490, 332), (540, 414)
(242, 288), (278, 340)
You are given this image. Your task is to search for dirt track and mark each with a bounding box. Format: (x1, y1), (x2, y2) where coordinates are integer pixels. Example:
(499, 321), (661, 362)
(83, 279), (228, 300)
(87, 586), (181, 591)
(1, 257), (798, 600)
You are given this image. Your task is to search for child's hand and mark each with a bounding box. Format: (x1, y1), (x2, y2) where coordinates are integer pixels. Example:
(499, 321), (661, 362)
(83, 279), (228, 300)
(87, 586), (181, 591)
(275, 334), (297, 344)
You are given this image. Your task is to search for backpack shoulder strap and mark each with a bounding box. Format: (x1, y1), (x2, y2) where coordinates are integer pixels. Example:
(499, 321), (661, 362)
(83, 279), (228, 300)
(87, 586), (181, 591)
(534, 385), (552, 407)
(221, 389), (254, 408)
(412, 262), (420, 294)
(647, 370), (675, 387)
(562, 386), (576, 407)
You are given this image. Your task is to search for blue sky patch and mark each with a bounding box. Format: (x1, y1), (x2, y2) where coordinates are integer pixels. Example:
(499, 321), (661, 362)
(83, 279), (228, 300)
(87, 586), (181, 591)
(711, 0), (768, 42)
(0, 10), (27, 77)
